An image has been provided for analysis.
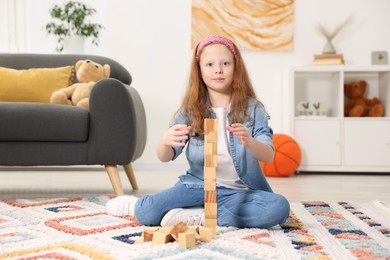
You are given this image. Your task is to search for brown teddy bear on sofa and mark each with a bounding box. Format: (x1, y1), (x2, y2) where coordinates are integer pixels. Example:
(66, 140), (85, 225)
(344, 80), (384, 117)
(50, 59), (110, 109)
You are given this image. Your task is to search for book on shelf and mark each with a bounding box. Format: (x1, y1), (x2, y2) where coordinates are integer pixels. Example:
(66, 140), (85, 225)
(313, 58), (344, 65)
(313, 53), (344, 65)
(314, 53), (343, 59)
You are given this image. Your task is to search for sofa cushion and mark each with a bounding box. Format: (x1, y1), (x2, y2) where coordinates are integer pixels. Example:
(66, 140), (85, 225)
(0, 103), (89, 142)
(0, 66), (74, 103)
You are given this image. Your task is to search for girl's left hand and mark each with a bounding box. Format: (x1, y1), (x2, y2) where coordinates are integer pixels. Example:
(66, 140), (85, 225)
(226, 123), (252, 147)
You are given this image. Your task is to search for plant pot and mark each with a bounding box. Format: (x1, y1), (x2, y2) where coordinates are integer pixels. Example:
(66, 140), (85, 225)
(63, 36), (85, 54)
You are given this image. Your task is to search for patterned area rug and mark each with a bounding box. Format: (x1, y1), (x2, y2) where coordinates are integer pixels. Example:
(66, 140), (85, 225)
(0, 196), (389, 259)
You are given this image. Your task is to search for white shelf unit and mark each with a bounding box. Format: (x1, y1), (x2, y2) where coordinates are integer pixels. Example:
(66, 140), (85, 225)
(290, 65), (390, 173)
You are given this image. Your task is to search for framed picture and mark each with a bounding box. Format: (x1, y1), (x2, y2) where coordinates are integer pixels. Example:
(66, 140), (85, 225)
(191, 0), (295, 51)
(371, 51), (388, 65)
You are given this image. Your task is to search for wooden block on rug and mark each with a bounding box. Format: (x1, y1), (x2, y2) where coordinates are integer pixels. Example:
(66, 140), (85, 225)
(152, 227), (174, 245)
(143, 226), (160, 242)
(188, 226), (201, 240)
(178, 231), (197, 248)
(170, 221), (189, 241)
(199, 226), (214, 242)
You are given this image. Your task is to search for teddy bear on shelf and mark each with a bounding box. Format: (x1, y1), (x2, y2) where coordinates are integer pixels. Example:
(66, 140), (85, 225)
(50, 59), (110, 109)
(344, 80), (384, 117)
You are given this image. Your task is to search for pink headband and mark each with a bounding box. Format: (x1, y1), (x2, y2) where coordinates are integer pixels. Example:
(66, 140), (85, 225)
(196, 35), (237, 61)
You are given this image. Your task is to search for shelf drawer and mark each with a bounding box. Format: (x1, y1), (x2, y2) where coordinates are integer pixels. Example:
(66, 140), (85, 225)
(344, 120), (390, 166)
(294, 120), (341, 166)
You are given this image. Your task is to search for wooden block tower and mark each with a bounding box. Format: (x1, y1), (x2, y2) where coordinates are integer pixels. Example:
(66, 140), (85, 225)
(138, 119), (219, 247)
(203, 118), (218, 235)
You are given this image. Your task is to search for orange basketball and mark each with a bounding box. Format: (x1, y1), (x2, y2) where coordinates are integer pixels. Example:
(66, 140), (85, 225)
(259, 134), (302, 177)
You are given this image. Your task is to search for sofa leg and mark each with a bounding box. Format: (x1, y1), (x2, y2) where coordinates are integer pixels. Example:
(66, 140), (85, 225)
(123, 163), (139, 190)
(105, 165), (125, 195)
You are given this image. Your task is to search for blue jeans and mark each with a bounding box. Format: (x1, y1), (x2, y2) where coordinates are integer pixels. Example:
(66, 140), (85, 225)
(134, 183), (290, 228)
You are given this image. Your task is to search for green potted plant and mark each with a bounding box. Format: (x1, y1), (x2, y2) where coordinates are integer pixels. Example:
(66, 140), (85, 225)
(45, 1), (103, 52)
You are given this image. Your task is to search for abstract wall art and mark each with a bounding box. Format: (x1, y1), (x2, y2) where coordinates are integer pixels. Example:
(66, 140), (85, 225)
(192, 0), (295, 51)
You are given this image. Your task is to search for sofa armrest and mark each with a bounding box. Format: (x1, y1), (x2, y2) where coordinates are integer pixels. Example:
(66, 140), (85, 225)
(87, 78), (146, 165)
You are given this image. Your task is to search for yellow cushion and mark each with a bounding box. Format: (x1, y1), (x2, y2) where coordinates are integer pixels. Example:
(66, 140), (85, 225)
(0, 66), (74, 103)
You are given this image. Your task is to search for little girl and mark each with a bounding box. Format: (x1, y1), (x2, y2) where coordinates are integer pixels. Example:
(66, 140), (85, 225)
(106, 35), (290, 228)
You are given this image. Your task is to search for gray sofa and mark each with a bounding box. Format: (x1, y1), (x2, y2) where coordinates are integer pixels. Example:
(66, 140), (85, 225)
(0, 53), (147, 195)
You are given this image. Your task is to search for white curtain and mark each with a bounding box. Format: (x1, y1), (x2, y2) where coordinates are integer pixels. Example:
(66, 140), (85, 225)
(2, 0), (27, 53)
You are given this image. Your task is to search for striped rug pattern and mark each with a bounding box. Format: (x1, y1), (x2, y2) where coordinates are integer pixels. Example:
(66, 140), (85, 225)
(0, 196), (389, 259)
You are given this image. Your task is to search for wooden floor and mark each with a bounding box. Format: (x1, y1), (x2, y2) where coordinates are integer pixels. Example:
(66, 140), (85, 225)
(1, 167), (389, 203)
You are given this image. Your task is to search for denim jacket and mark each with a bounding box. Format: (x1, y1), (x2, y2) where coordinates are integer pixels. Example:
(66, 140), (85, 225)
(171, 97), (274, 191)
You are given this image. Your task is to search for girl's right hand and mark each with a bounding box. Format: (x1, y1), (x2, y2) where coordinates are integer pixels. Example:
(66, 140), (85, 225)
(161, 124), (192, 147)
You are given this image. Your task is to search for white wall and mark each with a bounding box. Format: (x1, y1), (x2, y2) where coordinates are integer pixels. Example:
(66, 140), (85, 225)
(2, 0), (390, 171)
(0, 1), (7, 52)
(16, 0), (106, 54)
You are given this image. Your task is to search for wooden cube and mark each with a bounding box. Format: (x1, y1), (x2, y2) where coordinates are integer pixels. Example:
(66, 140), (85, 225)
(205, 202), (217, 218)
(204, 154), (217, 167)
(205, 130), (218, 143)
(143, 227), (159, 242)
(178, 231), (196, 248)
(204, 178), (216, 191)
(204, 167), (216, 180)
(170, 221), (188, 241)
(204, 119), (218, 132)
(199, 227), (214, 242)
(152, 228), (174, 245)
(204, 190), (217, 203)
(188, 226), (200, 240)
(204, 217), (217, 227)
(204, 142), (217, 155)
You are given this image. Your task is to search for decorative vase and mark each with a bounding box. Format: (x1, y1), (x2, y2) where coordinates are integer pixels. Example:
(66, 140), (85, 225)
(322, 40), (336, 54)
(63, 36), (85, 54)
